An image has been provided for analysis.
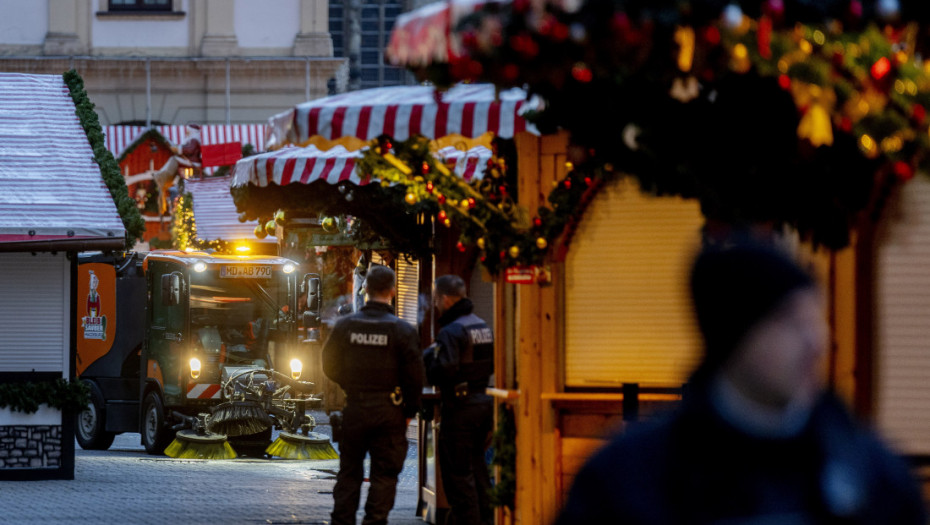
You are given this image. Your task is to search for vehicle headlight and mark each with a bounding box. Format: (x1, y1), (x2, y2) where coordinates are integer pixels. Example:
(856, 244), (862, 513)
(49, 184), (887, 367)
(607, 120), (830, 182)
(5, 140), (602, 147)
(189, 357), (201, 379)
(282, 262), (297, 274)
(192, 261), (207, 273)
(290, 358), (302, 380)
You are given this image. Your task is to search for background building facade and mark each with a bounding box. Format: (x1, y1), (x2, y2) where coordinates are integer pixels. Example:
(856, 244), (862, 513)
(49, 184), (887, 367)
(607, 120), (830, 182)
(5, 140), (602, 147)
(0, 0), (347, 126)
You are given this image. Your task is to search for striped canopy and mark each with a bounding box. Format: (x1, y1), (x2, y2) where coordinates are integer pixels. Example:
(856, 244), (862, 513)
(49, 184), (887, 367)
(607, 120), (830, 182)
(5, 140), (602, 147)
(267, 83), (538, 148)
(104, 124), (268, 159)
(231, 143), (493, 189)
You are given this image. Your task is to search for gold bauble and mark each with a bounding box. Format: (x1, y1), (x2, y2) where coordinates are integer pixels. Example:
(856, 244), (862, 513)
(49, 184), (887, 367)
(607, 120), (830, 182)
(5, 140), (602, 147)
(405, 192), (418, 205)
(536, 237), (548, 250)
(477, 237), (486, 250)
(254, 225), (268, 239)
(322, 216), (337, 232)
(265, 220), (277, 235)
(508, 246), (520, 258)
(443, 218), (452, 228)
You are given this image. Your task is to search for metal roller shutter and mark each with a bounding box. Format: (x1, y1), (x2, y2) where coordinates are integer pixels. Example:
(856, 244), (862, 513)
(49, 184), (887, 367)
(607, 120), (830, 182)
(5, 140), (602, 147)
(395, 256), (420, 327)
(875, 176), (930, 455)
(564, 178), (704, 387)
(0, 252), (69, 374)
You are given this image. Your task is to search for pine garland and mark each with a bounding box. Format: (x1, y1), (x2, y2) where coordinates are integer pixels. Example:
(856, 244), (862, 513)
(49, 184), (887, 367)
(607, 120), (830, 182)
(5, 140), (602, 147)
(489, 403), (516, 510)
(63, 69), (145, 244)
(0, 379), (90, 414)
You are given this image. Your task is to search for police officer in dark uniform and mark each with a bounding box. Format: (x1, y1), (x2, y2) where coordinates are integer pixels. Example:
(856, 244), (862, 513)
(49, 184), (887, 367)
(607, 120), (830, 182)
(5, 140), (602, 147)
(424, 274), (494, 525)
(323, 264), (423, 525)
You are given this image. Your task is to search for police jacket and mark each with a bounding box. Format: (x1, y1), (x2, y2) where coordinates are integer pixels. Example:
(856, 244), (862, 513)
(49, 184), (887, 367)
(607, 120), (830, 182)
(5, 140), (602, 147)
(555, 388), (927, 524)
(423, 298), (493, 399)
(322, 301), (423, 418)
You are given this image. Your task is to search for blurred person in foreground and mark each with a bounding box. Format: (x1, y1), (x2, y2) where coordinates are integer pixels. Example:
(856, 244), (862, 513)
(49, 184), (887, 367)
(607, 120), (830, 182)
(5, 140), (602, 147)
(323, 264), (423, 525)
(555, 237), (926, 524)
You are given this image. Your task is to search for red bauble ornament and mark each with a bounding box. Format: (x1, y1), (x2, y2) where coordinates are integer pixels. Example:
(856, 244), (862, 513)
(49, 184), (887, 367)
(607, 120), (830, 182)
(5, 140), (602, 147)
(704, 26), (721, 46)
(457, 241), (466, 252)
(778, 74), (791, 90)
(571, 63), (593, 83)
(533, 217), (543, 228)
(564, 179), (572, 189)
(893, 161), (915, 181)
(871, 57), (891, 80)
(467, 198), (476, 208)
(912, 104), (926, 124)
(421, 161), (430, 174)
(438, 194), (446, 204)
(503, 64), (520, 82)
(426, 181), (434, 193)
(840, 117), (853, 133)
(438, 210), (448, 221)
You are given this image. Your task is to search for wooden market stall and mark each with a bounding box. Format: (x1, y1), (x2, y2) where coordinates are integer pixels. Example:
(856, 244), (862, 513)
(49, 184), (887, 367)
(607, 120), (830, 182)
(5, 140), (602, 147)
(375, 0), (930, 522)
(0, 72), (130, 480)
(229, 84), (535, 522)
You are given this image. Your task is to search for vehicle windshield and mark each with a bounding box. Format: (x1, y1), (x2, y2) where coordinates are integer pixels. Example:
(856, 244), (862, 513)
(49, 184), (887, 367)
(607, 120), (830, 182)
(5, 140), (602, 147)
(189, 275), (291, 366)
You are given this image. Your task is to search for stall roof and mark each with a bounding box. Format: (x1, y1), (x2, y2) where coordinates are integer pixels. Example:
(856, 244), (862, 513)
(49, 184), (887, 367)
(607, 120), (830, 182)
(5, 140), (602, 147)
(186, 175), (274, 243)
(231, 143), (493, 188)
(267, 83), (538, 148)
(0, 73), (125, 251)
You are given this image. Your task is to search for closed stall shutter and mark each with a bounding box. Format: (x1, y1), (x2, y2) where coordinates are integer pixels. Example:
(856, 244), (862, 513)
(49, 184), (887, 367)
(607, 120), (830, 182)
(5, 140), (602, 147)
(0, 252), (69, 374)
(564, 178), (704, 387)
(469, 270), (494, 333)
(395, 256), (419, 327)
(875, 176), (930, 455)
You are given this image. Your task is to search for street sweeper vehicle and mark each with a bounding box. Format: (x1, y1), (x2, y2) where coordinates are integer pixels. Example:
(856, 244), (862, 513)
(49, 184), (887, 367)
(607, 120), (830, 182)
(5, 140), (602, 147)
(75, 250), (338, 459)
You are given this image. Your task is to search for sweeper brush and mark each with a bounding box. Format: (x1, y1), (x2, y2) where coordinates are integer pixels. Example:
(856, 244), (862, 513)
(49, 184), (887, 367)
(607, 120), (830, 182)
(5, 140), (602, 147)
(165, 430), (237, 460)
(209, 401), (273, 437)
(266, 431), (339, 460)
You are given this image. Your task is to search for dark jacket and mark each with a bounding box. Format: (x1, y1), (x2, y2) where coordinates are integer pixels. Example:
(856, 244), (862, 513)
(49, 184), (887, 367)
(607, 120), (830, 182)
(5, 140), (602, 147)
(423, 298), (493, 397)
(322, 301), (423, 418)
(555, 390), (926, 524)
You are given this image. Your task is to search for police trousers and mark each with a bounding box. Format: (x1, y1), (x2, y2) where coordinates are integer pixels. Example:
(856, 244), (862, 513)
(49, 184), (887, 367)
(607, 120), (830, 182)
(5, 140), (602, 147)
(439, 394), (494, 525)
(331, 396), (407, 525)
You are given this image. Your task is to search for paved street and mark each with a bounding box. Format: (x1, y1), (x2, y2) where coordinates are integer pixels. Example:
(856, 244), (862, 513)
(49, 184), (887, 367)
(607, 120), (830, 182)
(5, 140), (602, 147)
(0, 415), (424, 525)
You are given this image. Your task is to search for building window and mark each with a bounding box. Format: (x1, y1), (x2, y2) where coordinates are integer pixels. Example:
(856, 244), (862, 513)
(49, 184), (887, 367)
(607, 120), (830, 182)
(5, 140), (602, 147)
(109, 0), (172, 11)
(329, 0), (410, 89)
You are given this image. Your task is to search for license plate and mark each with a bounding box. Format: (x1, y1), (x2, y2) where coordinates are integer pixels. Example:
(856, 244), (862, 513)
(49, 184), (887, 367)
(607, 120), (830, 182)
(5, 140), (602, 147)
(220, 265), (272, 278)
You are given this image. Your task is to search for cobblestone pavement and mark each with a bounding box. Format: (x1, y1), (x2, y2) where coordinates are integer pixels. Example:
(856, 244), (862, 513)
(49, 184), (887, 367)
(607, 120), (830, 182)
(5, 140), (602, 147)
(0, 413), (424, 525)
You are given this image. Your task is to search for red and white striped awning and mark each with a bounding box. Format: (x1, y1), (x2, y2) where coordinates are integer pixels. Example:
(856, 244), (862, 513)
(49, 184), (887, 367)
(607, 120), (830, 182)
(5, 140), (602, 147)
(386, 0), (505, 68)
(267, 83), (538, 148)
(232, 143), (493, 189)
(104, 124), (268, 159)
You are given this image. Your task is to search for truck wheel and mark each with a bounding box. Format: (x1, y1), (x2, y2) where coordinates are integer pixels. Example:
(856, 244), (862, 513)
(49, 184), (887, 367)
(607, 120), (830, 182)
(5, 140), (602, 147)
(75, 381), (116, 450)
(141, 391), (172, 455)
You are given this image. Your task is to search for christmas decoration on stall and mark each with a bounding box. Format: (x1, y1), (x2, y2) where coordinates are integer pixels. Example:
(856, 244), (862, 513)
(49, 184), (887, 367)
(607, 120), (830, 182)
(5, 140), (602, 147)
(359, 134), (559, 272)
(171, 191), (232, 253)
(64, 69), (145, 245)
(0, 378), (90, 414)
(408, 0), (930, 249)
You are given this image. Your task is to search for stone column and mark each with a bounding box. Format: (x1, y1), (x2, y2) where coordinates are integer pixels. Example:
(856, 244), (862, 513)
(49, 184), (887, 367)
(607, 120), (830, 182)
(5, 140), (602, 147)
(44, 0), (87, 55)
(344, 0), (361, 91)
(200, 0), (238, 57)
(293, 0), (334, 57)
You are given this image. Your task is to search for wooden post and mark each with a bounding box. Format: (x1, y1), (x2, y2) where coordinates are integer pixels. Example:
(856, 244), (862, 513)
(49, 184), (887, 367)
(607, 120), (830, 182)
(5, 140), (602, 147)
(511, 130), (569, 524)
